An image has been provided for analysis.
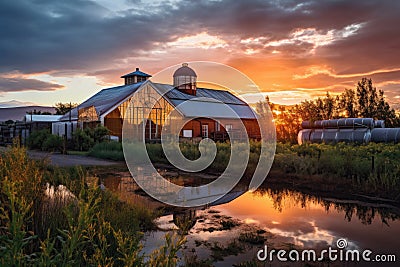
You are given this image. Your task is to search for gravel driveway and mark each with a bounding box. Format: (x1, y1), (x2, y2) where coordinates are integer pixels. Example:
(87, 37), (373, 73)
(27, 151), (121, 167)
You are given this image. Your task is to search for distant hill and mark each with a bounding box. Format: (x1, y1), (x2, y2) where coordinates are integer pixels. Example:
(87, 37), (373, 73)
(0, 100), (38, 108)
(0, 106), (56, 122)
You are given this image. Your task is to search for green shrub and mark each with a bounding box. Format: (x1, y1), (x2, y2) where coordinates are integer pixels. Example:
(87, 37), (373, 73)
(92, 125), (110, 143)
(88, 141), (124, 161)
(72, 128), (94, 151)
(27, 129), (51, 150)
(42, 134), (63, 152)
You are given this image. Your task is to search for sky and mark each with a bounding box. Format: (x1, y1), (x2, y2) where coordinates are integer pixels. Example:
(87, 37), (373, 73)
(0, 0), (400, 106)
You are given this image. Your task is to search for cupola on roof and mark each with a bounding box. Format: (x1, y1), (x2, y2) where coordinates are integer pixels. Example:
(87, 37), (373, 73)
(121, 67), (151, 85)
(173, 63), (197, 77)
(121, 68), (152, 78)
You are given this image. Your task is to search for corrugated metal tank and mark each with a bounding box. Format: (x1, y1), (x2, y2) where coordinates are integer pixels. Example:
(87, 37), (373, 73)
(298, 118), (397, 144)
(298, 128), (371, 144)
(370, 128), (400, 143)
(301, 118), (376, 129)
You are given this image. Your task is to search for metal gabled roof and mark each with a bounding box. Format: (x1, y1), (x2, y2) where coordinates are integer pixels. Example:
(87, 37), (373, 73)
(152, 83), (245, 105)
(151, 83), (256, 119)
(169, 99), (257, 119)
(60, 82), (144, 121)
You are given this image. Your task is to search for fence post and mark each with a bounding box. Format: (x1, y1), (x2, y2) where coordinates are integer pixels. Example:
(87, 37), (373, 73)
(371, 155), (375, 172)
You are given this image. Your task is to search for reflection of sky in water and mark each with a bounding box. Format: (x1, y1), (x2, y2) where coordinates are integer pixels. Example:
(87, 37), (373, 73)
(217, 192), (400, 254)
(105, 174), (400, 264)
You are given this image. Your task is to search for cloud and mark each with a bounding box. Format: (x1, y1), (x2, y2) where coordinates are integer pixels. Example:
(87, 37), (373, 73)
(0, 77), (64, 92)
(0, 0), (399, 104)
(0, 0), (392, 73)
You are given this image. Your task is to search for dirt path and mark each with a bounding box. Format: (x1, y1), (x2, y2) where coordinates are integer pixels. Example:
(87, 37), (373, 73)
(27, 151), (121, 167)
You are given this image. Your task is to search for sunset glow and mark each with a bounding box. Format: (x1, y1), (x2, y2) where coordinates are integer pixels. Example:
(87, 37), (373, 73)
(0, 0), (399, 108)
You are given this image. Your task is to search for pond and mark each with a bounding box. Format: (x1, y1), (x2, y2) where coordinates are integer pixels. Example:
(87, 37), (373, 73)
(103, 173), (400, 266)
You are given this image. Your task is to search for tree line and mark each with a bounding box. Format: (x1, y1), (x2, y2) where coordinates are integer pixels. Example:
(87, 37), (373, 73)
(257, 78), (400, 143)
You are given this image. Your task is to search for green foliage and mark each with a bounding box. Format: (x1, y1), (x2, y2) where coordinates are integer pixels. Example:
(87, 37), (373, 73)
(54, 102), (78, 115)
(147, 233), (186, 267)
(27, 129), (51, 150)
(71, 126), (110, 151)
(92, 125), (110, 143)
(99, 189), (156, 232)
(27, 130), (64, 152)
(0, 144), (186, 266)
(274, 142), (400, 193)
(72, 128), (94, 151)
(88, 141), (124, 161)
(259, 77), (400, 143)
(42, 134), (63, 152)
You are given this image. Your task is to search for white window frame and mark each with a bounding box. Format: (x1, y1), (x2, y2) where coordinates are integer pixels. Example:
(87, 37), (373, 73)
(183, 129), (193, 138)
(215, 121), (221, 132)
(202, 124), (209, 138)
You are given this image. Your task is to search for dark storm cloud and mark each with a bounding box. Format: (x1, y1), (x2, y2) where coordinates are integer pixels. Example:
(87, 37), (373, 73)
(0, 0), (195, 74)
(0, 77), (64, 92)
(1, 0), (399, 77)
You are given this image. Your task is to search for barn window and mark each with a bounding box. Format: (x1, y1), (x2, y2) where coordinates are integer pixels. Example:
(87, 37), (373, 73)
(202, 124), (209, 138)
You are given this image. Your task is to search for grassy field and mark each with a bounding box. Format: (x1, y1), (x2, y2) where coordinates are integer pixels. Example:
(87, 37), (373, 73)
(87, 141), (400, 196)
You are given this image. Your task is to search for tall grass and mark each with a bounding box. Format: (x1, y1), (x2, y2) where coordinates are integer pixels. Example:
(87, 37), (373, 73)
(274, 142), (400, 192)
(88, 139), (400, 194)
(0, 143), (186, 266)
(88, 141), (124, 161)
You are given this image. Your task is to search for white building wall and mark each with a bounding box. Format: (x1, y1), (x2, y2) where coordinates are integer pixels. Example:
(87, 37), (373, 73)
(52, 121), (78, 139)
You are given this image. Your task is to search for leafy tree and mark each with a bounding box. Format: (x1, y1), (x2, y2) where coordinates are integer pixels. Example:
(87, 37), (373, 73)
(356, 78), (379, 117)
(323, 92), (335, 119)
(26, 109), (51, 115)
(54, 102), (78, 115)
(339, 88), (357, 117)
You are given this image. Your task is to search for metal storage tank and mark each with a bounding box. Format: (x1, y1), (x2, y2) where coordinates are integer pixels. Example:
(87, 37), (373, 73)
(309, 129), (324, 143)
(374, 120), (385, 128)
(297, 129), (312, 145)
(297, 118), (378, 144)
(371, 128), (400, 143)
(301, 118), (376, 129)
(298, 128), (371, 144)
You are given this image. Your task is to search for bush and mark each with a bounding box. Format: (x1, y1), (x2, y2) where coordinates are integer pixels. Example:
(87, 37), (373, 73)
(42, 134), (63, 152)
(27, 130), (65, 152)
(72, 128), (94, 151)
(92, 125), (110, 143)
(27, 129), (51, 150)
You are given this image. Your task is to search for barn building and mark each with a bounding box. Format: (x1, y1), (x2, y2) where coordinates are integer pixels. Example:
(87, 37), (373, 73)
(54, 64), (260, 142)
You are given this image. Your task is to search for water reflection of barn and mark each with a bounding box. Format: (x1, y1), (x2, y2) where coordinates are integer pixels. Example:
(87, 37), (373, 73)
(103, 173), (248, 232)
(54, 64), (260, 142)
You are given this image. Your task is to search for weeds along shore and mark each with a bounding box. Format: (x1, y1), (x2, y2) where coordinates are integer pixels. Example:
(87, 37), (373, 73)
(0, 144), (185, 266)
